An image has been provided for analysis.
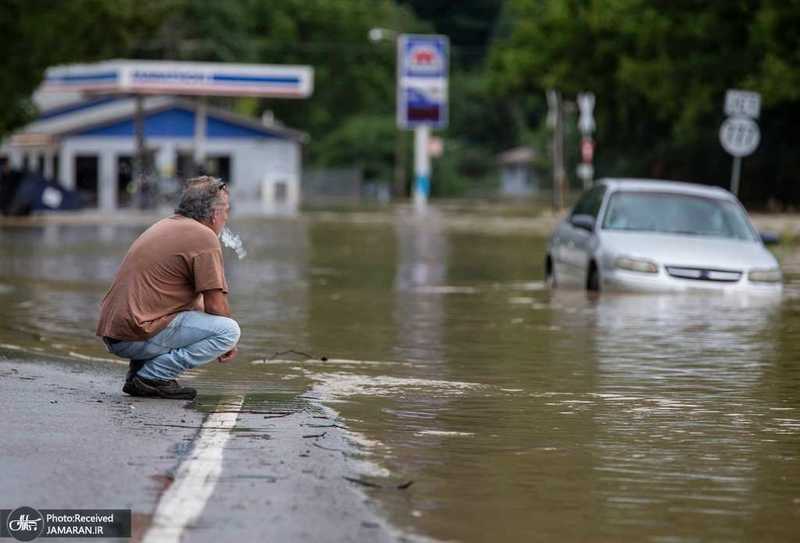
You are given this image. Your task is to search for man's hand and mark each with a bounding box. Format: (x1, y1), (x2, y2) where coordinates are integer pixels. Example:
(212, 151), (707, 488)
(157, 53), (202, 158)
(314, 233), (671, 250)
(218, 346), (238, 364)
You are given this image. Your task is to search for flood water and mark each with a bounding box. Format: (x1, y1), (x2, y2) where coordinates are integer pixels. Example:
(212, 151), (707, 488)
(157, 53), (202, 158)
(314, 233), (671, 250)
(1, 206), (800, 542)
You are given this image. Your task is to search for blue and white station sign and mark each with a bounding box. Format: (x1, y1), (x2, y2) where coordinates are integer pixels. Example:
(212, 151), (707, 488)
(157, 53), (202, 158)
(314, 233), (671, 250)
(397, 34), (449, 129)
(41, 60), (314, 99)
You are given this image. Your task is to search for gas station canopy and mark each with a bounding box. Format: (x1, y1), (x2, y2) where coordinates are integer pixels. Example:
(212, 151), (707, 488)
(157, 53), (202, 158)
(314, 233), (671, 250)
(40, 59), (314, 98)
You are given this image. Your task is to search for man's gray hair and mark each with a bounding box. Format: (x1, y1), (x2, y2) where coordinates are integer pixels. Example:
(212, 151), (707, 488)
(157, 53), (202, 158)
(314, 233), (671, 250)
(175, 176), (228, 222)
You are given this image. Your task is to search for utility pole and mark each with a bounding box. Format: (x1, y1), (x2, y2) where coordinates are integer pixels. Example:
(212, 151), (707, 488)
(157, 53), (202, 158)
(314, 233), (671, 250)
(370, 27), (408, 199)
(133, 95), (147, 209)
(547, 89), (566, 210)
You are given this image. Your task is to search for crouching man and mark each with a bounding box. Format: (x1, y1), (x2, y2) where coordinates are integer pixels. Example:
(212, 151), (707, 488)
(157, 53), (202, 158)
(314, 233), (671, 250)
(97, 176), (240, 399)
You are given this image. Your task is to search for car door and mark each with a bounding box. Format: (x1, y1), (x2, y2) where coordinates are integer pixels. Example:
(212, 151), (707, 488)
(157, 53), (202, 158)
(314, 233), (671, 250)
(557, 185), (606, 286)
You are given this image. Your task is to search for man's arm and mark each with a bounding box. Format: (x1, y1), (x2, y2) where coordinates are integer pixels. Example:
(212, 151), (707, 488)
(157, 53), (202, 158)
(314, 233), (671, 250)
(202, 289), (231, 317)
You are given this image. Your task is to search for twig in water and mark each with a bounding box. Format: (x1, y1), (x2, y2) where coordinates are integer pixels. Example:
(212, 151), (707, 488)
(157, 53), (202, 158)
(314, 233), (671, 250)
(302, 432), (327, 439)
(306, 423), (348, 430)
(144, 423), (218, 429)
(312, 442), (346, 453)
(213, 410), (292, 416)
(344, 476), (383, 489)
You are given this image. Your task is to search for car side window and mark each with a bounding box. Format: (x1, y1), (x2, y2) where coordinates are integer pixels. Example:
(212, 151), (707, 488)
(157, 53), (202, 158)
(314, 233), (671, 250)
(571, 190), (593, 217)
(571, 186), (606, 218)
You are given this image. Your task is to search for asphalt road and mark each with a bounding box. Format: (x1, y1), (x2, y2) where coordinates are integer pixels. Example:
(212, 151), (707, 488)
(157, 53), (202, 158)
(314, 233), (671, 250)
(0, 357), (401, 542)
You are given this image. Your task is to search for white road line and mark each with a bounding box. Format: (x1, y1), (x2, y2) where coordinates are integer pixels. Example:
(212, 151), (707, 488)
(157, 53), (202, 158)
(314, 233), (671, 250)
(142, 396), (244, 543)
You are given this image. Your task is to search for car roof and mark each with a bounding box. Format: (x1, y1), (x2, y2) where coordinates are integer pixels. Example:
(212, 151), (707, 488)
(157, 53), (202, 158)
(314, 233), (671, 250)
(598, 178), (734, 200)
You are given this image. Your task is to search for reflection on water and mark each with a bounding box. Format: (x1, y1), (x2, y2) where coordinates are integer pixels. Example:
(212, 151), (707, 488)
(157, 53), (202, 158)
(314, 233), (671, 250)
(1, 210), (800, 541)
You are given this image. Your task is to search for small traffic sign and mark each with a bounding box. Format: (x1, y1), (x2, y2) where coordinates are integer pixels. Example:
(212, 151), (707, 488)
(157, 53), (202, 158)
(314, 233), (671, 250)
(580, 137), (594, 162)
(725, 90), (761, 119)
(577, 92), (595, 135)
(719, 116), (760, 157)
(427, 136), (443, 157)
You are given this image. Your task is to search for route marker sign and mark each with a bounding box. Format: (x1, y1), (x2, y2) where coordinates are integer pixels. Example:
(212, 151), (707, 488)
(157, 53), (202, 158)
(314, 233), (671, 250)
(724, 89), (761, 119)
(719, 116), (760, 157)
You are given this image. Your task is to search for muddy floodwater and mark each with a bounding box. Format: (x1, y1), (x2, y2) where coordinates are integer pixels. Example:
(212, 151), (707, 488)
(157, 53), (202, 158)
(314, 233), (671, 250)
(2, 206), (800, 542)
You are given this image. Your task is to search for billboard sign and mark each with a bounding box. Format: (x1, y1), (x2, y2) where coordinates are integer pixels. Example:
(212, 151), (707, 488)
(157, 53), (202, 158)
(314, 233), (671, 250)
(398, 34), (449, 129)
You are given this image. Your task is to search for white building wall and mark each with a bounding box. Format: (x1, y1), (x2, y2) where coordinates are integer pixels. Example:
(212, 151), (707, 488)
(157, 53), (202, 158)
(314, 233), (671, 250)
(98, 151), (116, 211)
(0, 145), (24, 169)
(260, 139), (301, 216)
(59, 141), (77, 189)
(156, 141), (177, 179)
(51, 136), (300, 215)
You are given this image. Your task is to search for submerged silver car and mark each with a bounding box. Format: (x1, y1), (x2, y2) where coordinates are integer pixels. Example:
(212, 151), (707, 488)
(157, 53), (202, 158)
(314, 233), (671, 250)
(545, 178), (782, 293)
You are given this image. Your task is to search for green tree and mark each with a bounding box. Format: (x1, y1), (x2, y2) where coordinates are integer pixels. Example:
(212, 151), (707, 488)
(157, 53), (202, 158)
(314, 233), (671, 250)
(0, 0), (174, 135)
(229, 0), (424, 164)
(488, 0), (800, 204)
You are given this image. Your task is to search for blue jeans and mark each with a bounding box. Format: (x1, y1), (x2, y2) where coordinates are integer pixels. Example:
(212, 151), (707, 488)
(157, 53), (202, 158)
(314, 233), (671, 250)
(106, 311), (240, 381)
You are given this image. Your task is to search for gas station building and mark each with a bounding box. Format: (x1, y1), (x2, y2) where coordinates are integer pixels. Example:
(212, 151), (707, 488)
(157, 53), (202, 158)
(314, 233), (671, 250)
(0, 60), (313, 215)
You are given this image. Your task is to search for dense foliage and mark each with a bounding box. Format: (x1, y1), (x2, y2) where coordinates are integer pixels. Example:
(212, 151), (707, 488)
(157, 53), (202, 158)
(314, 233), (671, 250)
(2, 0), (799, 203)
(489, 0), (800, 205)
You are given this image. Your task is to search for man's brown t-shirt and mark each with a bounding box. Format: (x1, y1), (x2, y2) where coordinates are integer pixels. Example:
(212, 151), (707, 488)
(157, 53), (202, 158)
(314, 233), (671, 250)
(96, 215), (229, 341)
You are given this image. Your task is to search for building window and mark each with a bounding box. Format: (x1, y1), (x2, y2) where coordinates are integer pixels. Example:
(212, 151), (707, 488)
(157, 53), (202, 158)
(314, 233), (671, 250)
(176, 153), (231, 183)
(75, 155), (99, 207)
(274, 181), (288, 202)
(52, 155), (60, 182)
(206, 155), (231, 182)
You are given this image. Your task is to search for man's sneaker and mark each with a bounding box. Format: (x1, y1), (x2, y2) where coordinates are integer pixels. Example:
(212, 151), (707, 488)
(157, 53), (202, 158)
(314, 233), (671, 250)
(122, 360), (147, 395)
(123, 375), (197, 400)
(125, 360), (146, 384)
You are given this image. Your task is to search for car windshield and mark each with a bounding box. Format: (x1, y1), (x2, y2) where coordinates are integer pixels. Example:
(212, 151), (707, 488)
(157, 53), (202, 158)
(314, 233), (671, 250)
(601, 191), (758, 241)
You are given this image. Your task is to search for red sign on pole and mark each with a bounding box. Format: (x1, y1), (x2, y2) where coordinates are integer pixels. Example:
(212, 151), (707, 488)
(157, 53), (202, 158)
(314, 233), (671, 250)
(581, 137), (594, 163)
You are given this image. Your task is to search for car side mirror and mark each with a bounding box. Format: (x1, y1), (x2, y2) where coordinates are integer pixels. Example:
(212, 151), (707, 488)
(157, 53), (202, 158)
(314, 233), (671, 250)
(570, 214), (595, 232)
(760, 231), (780, 245)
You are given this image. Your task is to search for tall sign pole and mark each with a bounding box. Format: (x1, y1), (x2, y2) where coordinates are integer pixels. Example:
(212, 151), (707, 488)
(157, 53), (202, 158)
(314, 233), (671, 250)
(398, 34), (449, 213)
(719, 89), (761, 196)
(577, 92), (596, 189)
